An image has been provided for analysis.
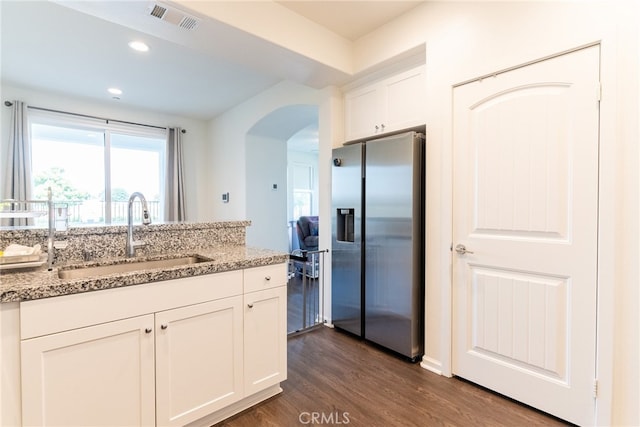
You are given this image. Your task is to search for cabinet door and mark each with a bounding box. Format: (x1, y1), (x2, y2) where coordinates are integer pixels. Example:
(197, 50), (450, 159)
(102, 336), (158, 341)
(155, 296), (243, 427)
(345, 84), (381, 141)
(21, 315), (155, 427)
(244, 286), (287, 396)
(381, 65), (426, 133)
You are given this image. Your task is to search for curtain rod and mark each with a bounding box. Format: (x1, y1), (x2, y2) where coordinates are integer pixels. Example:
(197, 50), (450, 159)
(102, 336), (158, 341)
(4, 101), (186, 134)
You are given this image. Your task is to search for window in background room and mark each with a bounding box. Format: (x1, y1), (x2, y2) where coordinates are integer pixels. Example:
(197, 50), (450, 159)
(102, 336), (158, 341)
(292, 190), (313, 220)
(291, 163), (314, 220)
(30, 112), (166, 226)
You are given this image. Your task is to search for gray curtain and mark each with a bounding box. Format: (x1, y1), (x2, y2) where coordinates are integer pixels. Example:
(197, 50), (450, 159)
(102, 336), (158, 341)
(2, 100), (32, 226)
(164, 127), (185, 221)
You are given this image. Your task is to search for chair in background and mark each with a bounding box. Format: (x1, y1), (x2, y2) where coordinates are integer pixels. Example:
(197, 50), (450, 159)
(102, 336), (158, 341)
(293, 215), (319, 278)
(296, 215), (319, 251)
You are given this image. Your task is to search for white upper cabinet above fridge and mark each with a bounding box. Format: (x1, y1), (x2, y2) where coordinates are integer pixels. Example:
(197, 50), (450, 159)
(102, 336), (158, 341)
(344, 65), (426, 142)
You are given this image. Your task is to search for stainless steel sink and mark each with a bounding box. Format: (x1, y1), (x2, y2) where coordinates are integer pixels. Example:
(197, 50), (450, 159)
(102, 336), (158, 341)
(58, 256), (211, 280)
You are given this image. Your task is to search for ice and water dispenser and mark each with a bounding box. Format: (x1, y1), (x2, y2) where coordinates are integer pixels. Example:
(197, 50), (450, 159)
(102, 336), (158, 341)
(336, 208), (355, 243)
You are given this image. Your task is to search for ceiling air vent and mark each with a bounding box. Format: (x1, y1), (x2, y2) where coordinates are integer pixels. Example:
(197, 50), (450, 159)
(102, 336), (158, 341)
(147, 2), (200, 30)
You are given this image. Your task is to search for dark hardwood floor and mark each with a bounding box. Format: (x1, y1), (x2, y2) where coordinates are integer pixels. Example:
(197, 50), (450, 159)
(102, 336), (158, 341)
(215, 326), (569, 427)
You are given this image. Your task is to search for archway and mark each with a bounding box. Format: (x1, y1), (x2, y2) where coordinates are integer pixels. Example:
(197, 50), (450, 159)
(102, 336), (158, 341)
(245, 104), (318, 252)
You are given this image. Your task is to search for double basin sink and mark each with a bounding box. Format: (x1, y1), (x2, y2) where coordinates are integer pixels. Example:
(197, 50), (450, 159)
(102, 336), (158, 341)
(57, 255), (212, 280)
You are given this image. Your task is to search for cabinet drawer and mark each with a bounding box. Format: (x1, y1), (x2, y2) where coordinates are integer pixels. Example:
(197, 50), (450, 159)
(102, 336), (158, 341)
(21, 270), (243, 339)
(243, 264), (287, 293)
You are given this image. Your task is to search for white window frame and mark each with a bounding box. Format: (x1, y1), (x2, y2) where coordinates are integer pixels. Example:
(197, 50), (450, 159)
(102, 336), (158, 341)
(28, 109), (167, 225)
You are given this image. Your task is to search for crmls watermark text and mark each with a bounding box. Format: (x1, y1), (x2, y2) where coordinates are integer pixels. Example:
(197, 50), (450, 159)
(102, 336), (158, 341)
(299, 411), (350, 425)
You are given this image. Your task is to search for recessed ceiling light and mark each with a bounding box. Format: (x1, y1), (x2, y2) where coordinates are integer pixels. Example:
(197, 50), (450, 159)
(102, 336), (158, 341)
(108, 88), (122, 95)
(128, 41), (149, 52)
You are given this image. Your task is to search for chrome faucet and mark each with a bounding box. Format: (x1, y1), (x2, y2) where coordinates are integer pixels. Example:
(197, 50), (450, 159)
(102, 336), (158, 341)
(126, 192), (151, 257)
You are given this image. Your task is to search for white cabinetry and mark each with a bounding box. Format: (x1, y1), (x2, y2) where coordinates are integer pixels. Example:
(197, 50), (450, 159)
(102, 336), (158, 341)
(344, 65), (425, 142)
(243, 264), (288, 396)
(155, 296), (243, 426)
(18, 264), (286, 427)
(21, 315), (156, 427)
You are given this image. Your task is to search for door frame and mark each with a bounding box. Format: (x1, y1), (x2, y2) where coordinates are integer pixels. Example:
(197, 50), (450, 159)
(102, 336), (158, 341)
(429, 41), (617, 424)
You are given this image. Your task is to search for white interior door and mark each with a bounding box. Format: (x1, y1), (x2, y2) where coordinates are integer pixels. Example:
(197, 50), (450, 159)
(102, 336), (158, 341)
(452, 45), (600, 426)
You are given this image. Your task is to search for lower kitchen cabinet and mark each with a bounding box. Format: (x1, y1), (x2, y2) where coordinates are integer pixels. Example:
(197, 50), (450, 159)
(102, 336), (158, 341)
(244, 285), (287, 396)
(21, 314), (156, 427)
(17, 264), (287, 427)
(155, 296), (243, 426)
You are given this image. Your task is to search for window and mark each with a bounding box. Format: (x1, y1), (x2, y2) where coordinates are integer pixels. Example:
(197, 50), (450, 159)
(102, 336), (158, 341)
(292, 189), (313, 220)
(290, 163), (316, 220)
(30, 111), (166, 226)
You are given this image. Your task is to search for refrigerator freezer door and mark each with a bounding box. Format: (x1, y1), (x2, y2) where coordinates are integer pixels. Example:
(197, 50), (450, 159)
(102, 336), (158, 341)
(331, 144), (363, 336)
(364, 132), (424, 359)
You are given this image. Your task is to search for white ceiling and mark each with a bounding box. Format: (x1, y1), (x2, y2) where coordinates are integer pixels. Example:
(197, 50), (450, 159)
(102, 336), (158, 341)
(277, 1), (424, 41)
(1, 1), (424, 122)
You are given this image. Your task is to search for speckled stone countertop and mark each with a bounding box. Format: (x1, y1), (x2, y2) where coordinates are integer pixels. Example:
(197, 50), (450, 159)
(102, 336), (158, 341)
(0, 245), (289, 303)
(0, 221), (253, 265)
(0, 221), (290, 303)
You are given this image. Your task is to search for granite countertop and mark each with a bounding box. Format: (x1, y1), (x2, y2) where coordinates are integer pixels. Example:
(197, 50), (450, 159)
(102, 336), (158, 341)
(0, 245), (289, 303)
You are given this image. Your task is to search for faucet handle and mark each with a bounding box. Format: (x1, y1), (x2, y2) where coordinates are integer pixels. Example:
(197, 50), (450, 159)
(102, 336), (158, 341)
(142, 210), (151, 225)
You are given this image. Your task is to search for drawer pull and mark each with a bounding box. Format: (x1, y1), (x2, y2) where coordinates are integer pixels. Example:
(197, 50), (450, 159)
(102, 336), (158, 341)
(247, 303), (254, 308)
(145, 328), (152, 334)
(161, 324), (168, 330)
(265, 276), (271, 281)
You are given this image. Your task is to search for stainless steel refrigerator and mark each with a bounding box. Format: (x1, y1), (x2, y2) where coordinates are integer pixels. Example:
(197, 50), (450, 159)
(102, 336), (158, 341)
(331, 131), (425, 361)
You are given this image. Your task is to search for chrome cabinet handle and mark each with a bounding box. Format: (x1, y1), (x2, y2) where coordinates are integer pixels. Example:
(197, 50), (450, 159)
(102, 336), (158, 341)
(145, 328), (152, 334)
(160, 324), (168, 330)
(455, 244), (474, 255)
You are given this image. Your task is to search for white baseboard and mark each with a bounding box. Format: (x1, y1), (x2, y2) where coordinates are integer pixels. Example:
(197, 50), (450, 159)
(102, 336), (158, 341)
(187, 385), (283, 427)
(420, 356), (444, 376)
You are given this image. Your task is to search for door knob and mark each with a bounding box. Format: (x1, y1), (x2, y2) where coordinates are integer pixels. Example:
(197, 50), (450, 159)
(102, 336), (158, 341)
(455, 244), (474, 255)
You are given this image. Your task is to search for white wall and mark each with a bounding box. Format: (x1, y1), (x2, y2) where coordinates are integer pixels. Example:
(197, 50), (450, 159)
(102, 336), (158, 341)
(317, 85), (343, 323)
(208, 81), (340, 321)
(207, 81), (323, 221)
(246, 134), (288, 252)
(352, 1), (638, 425)
(0, 83), (210, 221)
